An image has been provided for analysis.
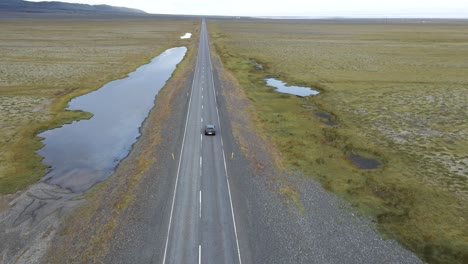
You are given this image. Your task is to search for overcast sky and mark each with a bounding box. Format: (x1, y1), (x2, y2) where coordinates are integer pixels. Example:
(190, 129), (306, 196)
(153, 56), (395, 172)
(27, 0), (468, 18)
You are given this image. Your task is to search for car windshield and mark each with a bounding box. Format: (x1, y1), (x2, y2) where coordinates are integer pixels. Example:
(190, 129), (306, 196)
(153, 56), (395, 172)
(206, 125), (215, 129)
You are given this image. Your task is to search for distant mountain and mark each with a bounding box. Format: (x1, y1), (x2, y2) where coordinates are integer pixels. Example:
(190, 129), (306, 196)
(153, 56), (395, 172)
(0, 0), (146, 14)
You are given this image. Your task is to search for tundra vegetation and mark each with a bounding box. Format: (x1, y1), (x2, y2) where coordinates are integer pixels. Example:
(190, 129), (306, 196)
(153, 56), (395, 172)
(209, 20), (468, 263)
(0, 18), (198, 194)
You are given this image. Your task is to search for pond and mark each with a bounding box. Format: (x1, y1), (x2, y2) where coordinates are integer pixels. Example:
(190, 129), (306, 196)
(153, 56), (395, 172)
(180, 33), (192, 39)
(37, 47), (187, 192)
(265, 78), (319, 97)
(348, 154), (381, 169)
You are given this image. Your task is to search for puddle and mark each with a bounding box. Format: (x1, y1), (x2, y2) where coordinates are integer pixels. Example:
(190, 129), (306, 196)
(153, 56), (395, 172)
(348, 154), (381, 169)
(180, 33), (192, 39)
(315, 111), (338, 126)
(325, 121), (338, 126)
(315, 111), (332, 119)
(265, 78), (319, 97)
(37, 47), (187, 192)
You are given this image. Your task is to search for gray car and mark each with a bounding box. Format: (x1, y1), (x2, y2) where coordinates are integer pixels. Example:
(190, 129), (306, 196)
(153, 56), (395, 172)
(204, 124), (216, 135)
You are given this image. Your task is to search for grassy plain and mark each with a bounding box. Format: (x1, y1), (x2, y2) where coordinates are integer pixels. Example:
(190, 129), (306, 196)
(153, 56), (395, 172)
(0, 17), (198, 194)
(209, 20), (468, 263)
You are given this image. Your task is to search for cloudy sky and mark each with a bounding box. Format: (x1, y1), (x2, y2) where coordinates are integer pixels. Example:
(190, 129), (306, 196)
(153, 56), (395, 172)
(27, 0), (468, 18)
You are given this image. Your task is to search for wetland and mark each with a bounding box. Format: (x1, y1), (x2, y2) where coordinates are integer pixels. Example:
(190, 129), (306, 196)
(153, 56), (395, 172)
(0, 18), (197, 194)
(210, 19), (468, 263)
(0, 16), (198, 264)
(37, 47), (187, 192)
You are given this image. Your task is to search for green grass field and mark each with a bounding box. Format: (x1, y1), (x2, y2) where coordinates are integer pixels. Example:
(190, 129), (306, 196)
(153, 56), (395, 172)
(209, 20), (468, 263)
(0, 18), (198, 194)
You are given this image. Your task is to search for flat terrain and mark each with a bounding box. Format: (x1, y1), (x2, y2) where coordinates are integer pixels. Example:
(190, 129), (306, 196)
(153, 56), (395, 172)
(209, 19), (468, 263)
(46, 20), (421, 264)
(0, 16), (198, 263)
(0, 17), (464, 264)
(0, 17), (198, 194)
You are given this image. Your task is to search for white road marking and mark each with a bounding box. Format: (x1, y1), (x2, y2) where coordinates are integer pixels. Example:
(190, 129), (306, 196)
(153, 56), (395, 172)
(209, 63), (222, 129)
(202, 104), (204, 109)
(199, 245), (202, 264)
(201, 117), (203, 123)
(199, 190), (202, 218)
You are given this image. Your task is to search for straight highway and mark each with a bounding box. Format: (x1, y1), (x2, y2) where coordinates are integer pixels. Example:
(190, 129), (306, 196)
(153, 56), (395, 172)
(162, 19), (242, 264)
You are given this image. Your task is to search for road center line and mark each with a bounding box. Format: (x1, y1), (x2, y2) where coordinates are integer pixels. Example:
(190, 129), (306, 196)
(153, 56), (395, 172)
(199, 190), (202, 218)
(199, 245), (202, 264)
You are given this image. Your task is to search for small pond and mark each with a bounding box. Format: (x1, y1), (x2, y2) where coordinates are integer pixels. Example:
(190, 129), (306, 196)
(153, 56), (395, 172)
(315, 111), (333, 119)
(315, 111), (339, 126)
(265, 78), (319, 97)
(180, 33), (192, 39)
(37, 47), (187, 192)
(348, 154), (381, 169)
(325, 121), (338, 126)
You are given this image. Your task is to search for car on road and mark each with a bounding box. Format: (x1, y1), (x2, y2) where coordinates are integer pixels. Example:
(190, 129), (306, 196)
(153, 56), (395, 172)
(204, 124), (216, 135)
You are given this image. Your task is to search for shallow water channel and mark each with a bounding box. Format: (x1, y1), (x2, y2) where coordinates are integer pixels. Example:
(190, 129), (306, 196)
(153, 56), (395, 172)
(265, 78), (319, 96)
(37, 47), (187, 192)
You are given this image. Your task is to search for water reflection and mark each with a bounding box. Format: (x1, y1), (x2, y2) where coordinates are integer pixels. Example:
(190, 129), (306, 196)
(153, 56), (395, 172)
(37, 47), (187, 192)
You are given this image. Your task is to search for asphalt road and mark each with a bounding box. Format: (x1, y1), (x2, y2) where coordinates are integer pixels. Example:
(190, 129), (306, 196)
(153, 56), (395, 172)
(163, 19), (241, 264)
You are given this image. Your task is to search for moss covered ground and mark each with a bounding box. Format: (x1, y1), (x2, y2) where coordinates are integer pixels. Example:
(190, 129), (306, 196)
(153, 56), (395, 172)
(209, 19), (468, 263)
(0, 18), (198, 194)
